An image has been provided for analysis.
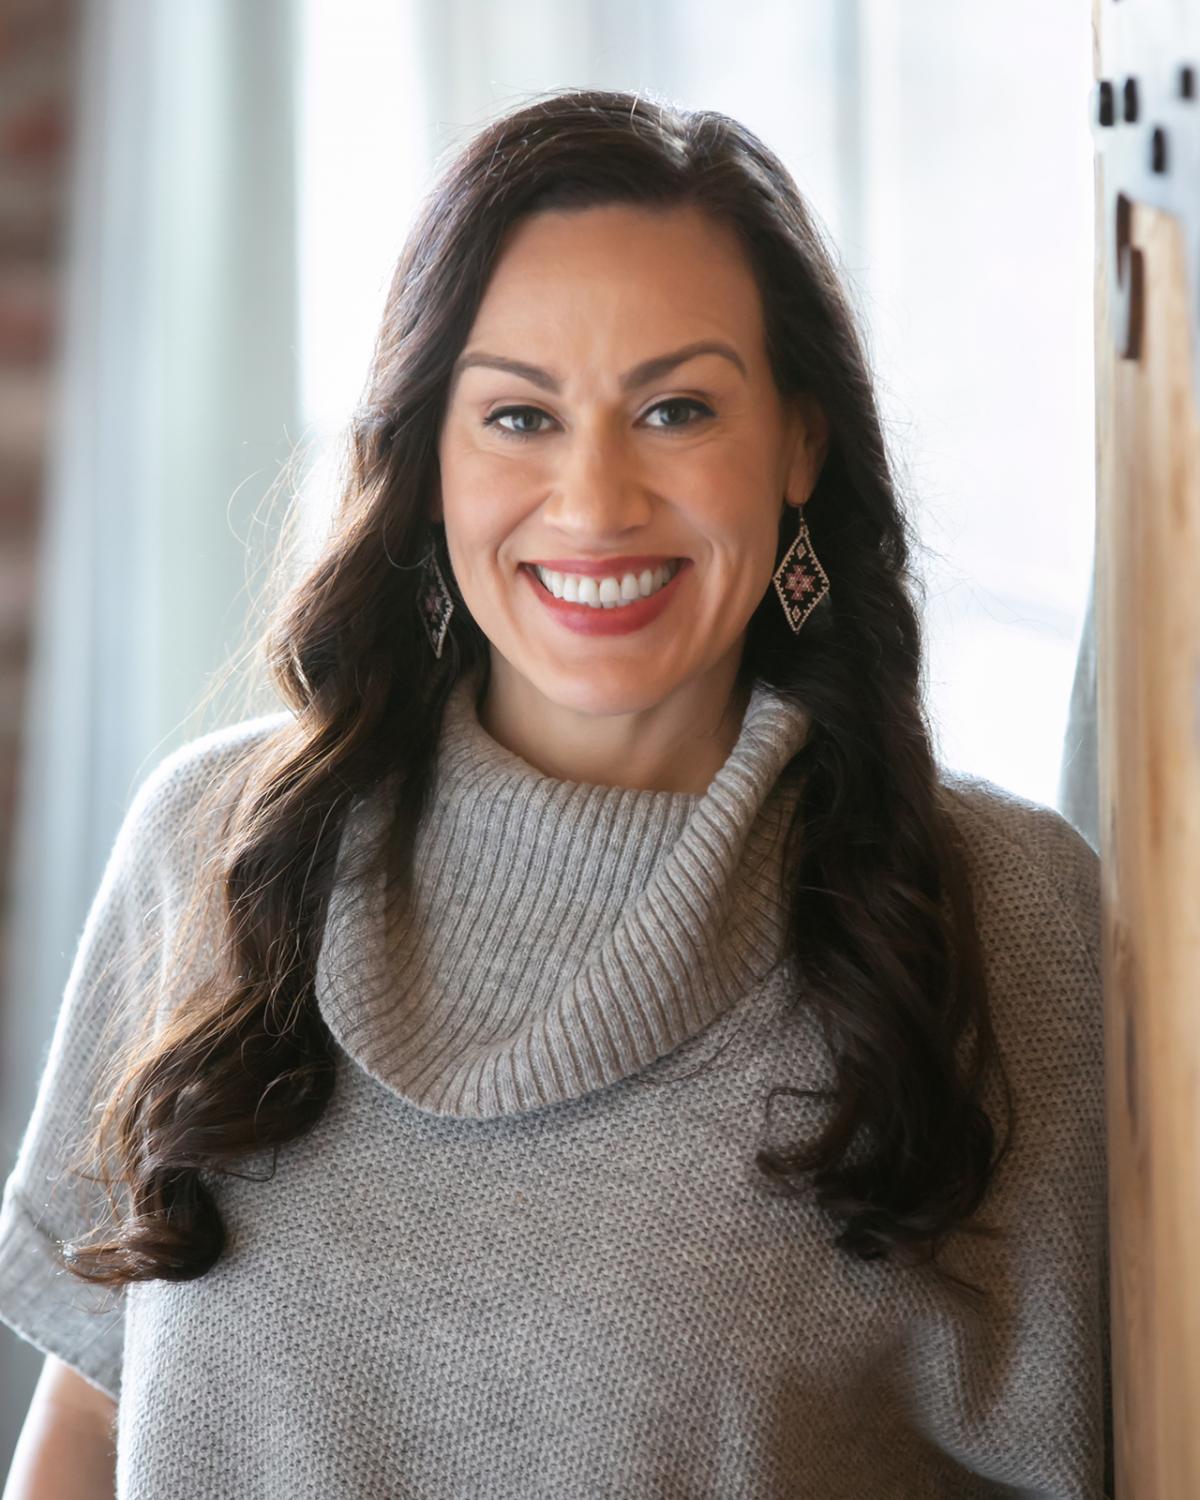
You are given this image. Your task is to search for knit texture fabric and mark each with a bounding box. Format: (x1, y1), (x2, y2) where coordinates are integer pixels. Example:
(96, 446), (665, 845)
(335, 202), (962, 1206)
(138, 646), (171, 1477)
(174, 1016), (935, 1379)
(318, 671), (811, 1118)
(0, 673), (1111, 1499)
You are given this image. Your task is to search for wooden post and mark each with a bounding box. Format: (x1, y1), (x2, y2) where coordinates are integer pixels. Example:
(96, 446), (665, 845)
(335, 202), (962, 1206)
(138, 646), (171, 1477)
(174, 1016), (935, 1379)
(1092, 0), (1200, 1493)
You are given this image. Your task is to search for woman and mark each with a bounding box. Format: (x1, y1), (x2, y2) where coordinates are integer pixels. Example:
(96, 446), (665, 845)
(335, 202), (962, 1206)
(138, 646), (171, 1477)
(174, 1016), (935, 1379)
(0, 88), (1109, 1498)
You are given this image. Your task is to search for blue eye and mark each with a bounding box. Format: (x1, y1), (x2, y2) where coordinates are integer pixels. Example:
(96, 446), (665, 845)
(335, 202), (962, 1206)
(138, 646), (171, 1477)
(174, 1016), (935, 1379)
(482, 397), (713, 441)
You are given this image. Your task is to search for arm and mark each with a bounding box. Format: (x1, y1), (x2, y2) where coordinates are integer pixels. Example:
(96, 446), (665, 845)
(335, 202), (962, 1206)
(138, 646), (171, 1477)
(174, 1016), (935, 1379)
(2, 1354), (117, 1500)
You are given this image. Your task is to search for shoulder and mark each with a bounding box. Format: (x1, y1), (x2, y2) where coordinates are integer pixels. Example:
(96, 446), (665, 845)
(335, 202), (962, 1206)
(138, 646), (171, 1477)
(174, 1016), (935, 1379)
(937, 765), (1099, 877)
(111, 709), (294, 918)
(937, 765), (1100, 881)
(128, 709), (292, 825)
(124, 710), (292, 846)
(936, 765), (1101, 988)
(85, 710), (296, 1038)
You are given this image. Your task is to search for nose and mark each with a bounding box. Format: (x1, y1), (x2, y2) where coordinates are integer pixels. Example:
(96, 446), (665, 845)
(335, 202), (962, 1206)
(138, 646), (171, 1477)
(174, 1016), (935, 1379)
(538, 428), (655, 537)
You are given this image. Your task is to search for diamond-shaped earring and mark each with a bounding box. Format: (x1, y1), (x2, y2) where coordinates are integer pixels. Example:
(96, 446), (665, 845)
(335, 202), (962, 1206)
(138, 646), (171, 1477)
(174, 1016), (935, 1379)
(417, 532), (454, 659)
(772, 502), (829, 632)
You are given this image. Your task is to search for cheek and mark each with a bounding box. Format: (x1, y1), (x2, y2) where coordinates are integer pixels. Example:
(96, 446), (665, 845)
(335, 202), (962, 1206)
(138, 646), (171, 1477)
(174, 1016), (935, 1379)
(441, 448), (540, 533)
(685, 490), (778, 554)
(441, 508), (523, 592)
(677, 443), (775, 513)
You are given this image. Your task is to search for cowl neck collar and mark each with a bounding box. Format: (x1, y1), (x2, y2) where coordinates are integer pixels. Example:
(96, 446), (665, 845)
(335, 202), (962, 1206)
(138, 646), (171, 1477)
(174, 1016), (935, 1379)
(316, 672), (812, 1118)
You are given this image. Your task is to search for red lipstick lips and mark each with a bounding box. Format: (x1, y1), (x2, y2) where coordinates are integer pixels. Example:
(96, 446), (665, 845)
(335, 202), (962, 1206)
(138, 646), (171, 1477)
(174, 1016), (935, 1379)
(521, 559), (690, 636)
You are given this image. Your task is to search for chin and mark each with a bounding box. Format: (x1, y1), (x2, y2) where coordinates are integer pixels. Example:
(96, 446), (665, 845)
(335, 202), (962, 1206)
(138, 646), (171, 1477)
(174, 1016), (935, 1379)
(530, 660), (686, 719)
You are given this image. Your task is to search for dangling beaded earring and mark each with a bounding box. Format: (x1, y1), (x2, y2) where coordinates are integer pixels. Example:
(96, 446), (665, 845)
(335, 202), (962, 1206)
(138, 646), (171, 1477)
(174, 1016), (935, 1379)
(772, 501), (830, 632)
(417, 529), (454, 659)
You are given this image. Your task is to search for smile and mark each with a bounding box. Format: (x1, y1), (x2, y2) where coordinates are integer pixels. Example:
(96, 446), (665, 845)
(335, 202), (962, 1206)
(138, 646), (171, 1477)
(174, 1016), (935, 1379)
(532, 560), (682, 609)
(520, 558), (691, 637)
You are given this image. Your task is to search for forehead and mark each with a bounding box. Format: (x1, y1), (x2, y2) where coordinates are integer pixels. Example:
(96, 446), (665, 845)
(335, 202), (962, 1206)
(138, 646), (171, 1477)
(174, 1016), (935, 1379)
(466, 203), (765, 345)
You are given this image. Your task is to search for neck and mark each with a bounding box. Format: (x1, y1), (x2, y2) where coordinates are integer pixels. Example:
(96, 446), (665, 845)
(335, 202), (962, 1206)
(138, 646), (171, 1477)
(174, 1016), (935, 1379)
(477, 651), (754, 795)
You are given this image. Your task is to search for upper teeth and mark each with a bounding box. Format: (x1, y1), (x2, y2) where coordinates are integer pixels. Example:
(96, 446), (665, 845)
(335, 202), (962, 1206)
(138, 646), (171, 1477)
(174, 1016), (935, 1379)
(533, 561), (681, 608)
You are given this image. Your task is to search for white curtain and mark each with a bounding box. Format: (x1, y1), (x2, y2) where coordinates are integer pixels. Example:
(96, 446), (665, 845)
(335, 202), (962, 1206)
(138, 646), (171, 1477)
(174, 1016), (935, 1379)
(0, 0), (299, 1449)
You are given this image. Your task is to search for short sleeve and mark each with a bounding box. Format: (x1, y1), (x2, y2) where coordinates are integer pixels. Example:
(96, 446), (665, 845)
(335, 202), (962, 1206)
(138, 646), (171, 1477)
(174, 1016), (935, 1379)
(0, 754), (183, 1405)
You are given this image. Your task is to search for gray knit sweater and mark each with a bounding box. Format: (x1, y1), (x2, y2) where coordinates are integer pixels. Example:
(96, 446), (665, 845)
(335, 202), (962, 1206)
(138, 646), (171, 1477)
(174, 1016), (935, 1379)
(0, 671), (1111, 1498)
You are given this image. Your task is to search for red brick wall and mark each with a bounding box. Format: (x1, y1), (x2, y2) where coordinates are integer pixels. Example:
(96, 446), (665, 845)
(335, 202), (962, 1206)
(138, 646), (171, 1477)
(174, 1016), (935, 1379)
(0, 0), (80, 984)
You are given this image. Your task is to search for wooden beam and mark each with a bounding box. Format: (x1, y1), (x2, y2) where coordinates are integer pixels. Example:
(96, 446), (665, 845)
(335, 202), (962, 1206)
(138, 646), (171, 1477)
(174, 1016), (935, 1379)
(1093, 1), (1200, 1493)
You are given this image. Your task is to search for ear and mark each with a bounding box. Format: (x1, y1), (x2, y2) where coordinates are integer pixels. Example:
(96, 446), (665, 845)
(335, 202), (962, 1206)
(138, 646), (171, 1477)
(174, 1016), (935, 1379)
(784, 393), (830, 503)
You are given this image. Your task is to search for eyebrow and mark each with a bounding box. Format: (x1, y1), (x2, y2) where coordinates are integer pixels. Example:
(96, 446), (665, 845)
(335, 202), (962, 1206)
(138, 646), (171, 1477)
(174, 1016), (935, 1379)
(449, 338), (748, 396)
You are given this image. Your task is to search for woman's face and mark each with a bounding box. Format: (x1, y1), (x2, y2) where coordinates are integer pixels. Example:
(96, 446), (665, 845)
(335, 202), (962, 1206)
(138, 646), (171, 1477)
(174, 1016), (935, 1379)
(435, 201), (827, 718)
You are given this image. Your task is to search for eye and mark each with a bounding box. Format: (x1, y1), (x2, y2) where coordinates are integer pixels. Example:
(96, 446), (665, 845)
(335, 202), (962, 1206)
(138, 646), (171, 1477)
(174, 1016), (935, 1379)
(482, 397), (713, 441)
(482, 405), (554, 439)
(642, 397), (713, 429)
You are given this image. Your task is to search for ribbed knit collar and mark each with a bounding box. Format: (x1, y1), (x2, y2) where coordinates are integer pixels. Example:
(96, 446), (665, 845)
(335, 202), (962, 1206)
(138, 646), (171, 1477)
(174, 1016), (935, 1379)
(315, 671), (813, 1119)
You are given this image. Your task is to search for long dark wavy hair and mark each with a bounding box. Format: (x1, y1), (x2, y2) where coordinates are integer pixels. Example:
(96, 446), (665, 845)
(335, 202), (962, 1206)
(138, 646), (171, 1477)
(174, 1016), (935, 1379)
(62, 86), (1013, 1308)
